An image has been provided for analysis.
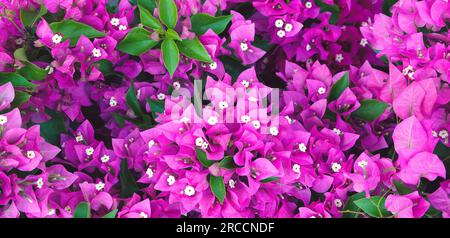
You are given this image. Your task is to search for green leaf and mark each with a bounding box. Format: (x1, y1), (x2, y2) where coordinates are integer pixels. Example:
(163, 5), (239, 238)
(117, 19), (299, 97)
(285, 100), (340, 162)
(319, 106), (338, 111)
(138, 4), (162, 31)
(102, 209), (118, 218)
(328, 71), (349, 101)
(138, 0), (157, 12)
(73, 202), (91, 218)
(342, 192), (366, 218)
(177, 37), (212, 63)
(39, 108), (67, 145)
(117, 27), (157, 56)
(95, 59), (114, 76)
(433, 142), (450, 160)
(13, 48), (28, 62)
(382, 0), (398, 16)
(126, 81), (143, 116)
(0, 72), (36, 89)
(209, 175), (226, 204)
(260, 176), (280, 183)
(354, 196), (391, 218)
(20, 5), (47, 27)
(393, 180), (414, 195)
(49, 20), (105, 46)
(165, 29), (181, 41)
(147, 99), (164, 119)
(314, 0), (340, 24)
(161, 39), (179, 78)
(18, 62), (48, 81)
(11, 91), (31, 108)
(158, 0), (178, 29)
(190, 14), (232, 35)
(195, 148), (215, 168)
(219, 156), (237, 169)
(119, 159), (139, 198)
(352, 99), (388, 121)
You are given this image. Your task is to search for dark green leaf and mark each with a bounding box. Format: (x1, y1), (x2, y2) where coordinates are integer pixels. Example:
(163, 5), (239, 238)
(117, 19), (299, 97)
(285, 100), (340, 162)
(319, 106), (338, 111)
(117, 27), (158, 56)
(39, 108), (67, 145)
(328, 71), (349, 101)
(195, 148), (215, 168)
(354, 196), (391, 218)
(138, 0), (157, 12)
(219, 55), (247, 80)
(393, 180), (414, 195)
(190, 14), (232, 35)
(0, 72), (36, 89)
(352, 99), (388, 121)
(382, 0), (398, 16)
(49, 20), (105, 46)
(260, 176), (280, 183)
(73, 202), (91, 218)
(102, 209), (118, 218)
(209, 175), (226, 204)
(219, 156), (236, 169)
(314, 0), (340, 24)
(342, 192), (366, 218)
(11, 91), (31, 108)
(126, 81), (143, 116)
(158, 0), (178, 29)
(14, 48), (28, 62)
(18, 62), (48, 81)
(119, 159), (139, 198)
(95, 59), (114, 76)
(165, 29), (181, 41)
(177, 37), (212, 63)
(20, 5), (47, 27)
(147, 99), (164, 119)
(434, 142), (450, 160)
(161, 39), (179, 78)
(138, 4), (162, 31)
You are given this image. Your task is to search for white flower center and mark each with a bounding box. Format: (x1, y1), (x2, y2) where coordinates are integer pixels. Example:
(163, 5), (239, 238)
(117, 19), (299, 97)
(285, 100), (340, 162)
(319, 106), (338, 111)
(195, 137), (204, 147)
(252, 120), (261, 129)
(331, 162), (342, 173)
(118, 25), (127, 31)
(207, 116), (218, 125)
(85, 147), (94, 156)
(228, 179), (236, 188)
(36, 178), (44, 189)
(292, 164), (301, 174)
(318, 87), (326, 95)
(298, 143), (307, 152)
(75, 133), (84, 143)
(167, 175), (176, 186)
(173, 81), (181, 89)
(333, 128), (342, 136)
(241, 80), (250, 88)
(52, 34), (62, 44)
(45, 65), (54, 74)
(432, 130), (438, 137)
(0, 115), (8, 125)
(109, 97), (117, 107)
(15, 38), (24, 45)
(139, 212), (148, 218)
(95, 181), (105, 191)
(157, 93), (165, 100)
(209, 62), (217, 70)
(26, 151), (36, 159)
(101, 155), (110, 163)
(357, 159), (368, 169)
(305, 2), (312, 8)
(334, 199), (343, 208)
(277, 30), (286, 38)
(240, 42), (249, 51)
(240, 115), (251, 123)
(269, 126), (279, 136)
(306, 44), (311, 51)
(148, 140), (155, 149)
(184, 185), (196, 196)
(146, 168), (154, 178)
(360, 38), (368, 47)
(92, 48), (102, 58)
(439, 130), (448, 139)
(335, 54), (344, 63)
(110, 18), (120, 26)
(201, 142), (209, 149)
(48, 208), (56, 215)
(275, 19), (284, 28)
(284, 23), (293, 32)
(219, 101), (229, 110)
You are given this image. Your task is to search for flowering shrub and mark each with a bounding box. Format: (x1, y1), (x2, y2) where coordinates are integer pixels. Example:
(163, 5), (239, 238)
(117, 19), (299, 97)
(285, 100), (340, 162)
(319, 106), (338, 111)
(0, 0), (448, 218)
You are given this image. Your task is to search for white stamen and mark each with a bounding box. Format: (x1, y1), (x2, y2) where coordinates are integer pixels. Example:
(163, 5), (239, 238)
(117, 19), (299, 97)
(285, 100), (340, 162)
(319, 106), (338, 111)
(110, 18), (120, 26)
(157, 93), (165, 100)
(201, 142), (209, 149)
(146, 167), (154, 178)
(184, 185), (196, 196)
(85, 147), (94, 156)
(439, 130), (448, 139)
(357, 159), (368, 169)
(118, 25), (127, 31)
(318, 87), (326, 95)
(241, 80), (250, 88)
(277, 30), (286, 38)
(228, 179), (236, 188)
(75, 134), (84, 143)
(333, 128), (342, 136)
(219, 101), (229, 110)
(360, 38), (368, 47)
(305, 2), (313, 8)
(26, 151), (36, 159)
(252, 120), (261, 129)
(173, 81), (181, 89)
(240, 115), (251, 123)
(269, 126), (279, 136)
(209, 62), (217, 70)
(148, 140), (155, 149)
(207, 116), (218, 125)
(275, 19), (284, 28)
(101, 155), (110, 163)
(195, 137), (204, 147)
(92, 48), (102, 58)
(109, 97), (117, 107)
(292, 164), (301, 174)
(52, 34), (62, 44)
(284, 23), (293, 32)
(95, 181), (105, 191)
(139, 212), (148, 218)
(167, 175), (176, 186)
(240, 42), (249, 51)
(331, 162), (341, 173)
(298, 143), (307, 152)
(0, 115), (8, 125)
(335, 54), (344, 63)
(36, 178), (44, 189)
(334, 199), (343, 208)
(306, 44), (311, 51)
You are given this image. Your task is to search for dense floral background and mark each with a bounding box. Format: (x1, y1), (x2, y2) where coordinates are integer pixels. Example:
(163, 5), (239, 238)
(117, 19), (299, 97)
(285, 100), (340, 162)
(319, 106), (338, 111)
(0, 0), (448, 218)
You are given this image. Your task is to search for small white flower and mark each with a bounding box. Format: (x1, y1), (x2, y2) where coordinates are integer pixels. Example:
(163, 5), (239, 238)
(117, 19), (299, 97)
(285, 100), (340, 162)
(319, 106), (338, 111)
(173, 81), (181, 89)
(201, 142), (209, 150)
(45, 65), (54, 74)
(269, 126), (279, 136)
(48, 208), (56, 216)
(92, 48), (102, 58)
(139, 212), (148, 218)
(277, 30), (286, 38)
(15, 38), (24, 45)
(284, 23), (293, 32)
(285, 115), (293, 124)
(360, 38), (368, 47)
(110, 17), (120, 26)
(148, 140), (155, 149)
(357, 159), (368, 169)
(52, 34), (62, 44)
(298, 143), (307, 152)
(241, 80), (250, 88)
(318, 87), (326, 95)
(439, 129), (448, 139)
(184, 185), (196, 196)
(0, 115), (7, 126)
(118, 25), (127, 31)
(402, 65), (414, 76)
(407, 72), (415, 80)
(240, 42), (249, 51)
(333, 128), (342, 136)
(292, 164), (301, 174)
(219, 101), (229, 110)
(26, 151), (36, 159)
(101, 155), (110, 163)
(306, 44), (311, 51)
(167, 175), (176, 186)
(305, 1), (313, 8)
(95, 181), (105, 191)
(335, 53), (344, 63)
(146, 167), (154, 178)
(207, 116), (218, 125)
(252, 120), (261, 129)
(85, 147), (94, 156)
(209, 62), (217, 70)
(228, 179), (236, 189)
(36, 178), (44, 189)
(275, 19), (284, 28)
(331, 162), (342, 173)
(157, 93), (165, 100)
(195, 137), (204, 147)
(432, 130), (438, 137)
(334, 199), (343, 208)
(109, 97), (117, 107)
(75, 134), (84, 143)
(241, 115), (251, 123)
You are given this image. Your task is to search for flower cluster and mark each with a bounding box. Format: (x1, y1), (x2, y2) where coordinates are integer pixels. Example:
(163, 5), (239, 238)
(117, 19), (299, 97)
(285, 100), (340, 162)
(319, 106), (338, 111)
(0, 0), (448, 218)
